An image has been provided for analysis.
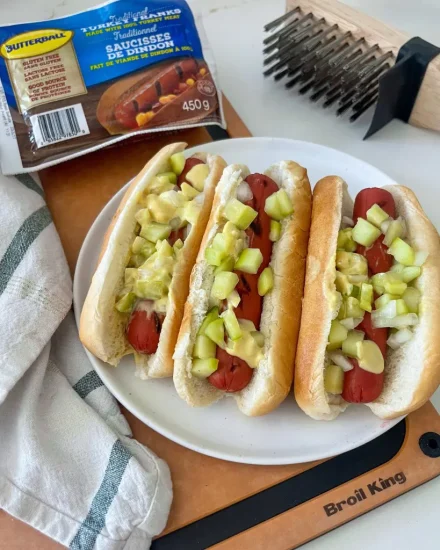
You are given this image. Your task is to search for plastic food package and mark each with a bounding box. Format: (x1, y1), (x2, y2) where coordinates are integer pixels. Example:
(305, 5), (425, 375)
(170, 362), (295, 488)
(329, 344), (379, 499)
(0, 0), (225, 174)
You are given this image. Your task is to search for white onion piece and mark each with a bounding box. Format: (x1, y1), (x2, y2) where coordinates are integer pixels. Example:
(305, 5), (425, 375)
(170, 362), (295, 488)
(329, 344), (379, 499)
(237, 182), (253, 202)
(414, 250), (429, 266)
(373, 313), (418, 329)
(372, 300), (397, 320)
(342, 216), (354, 227)
(340, 317), (363, 330)
(328, 352), (354, 372)
(387, 328), (413, 350)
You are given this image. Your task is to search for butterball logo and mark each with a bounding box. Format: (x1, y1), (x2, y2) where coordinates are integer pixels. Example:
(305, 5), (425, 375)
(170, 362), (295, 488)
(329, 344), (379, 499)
(1, 29), (73, 60)
(323, 472), (406, 517)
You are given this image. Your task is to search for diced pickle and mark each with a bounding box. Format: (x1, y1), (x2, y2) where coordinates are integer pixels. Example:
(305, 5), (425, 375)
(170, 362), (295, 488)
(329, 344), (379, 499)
(335, 271), (353, 296)
(128, 254), (145, 268)
(135, 208), (152, 226)
(211, 271), (239, 300)
(156, 240), (174, 257)
(258, 267), (274, 296)
(140, 223), (172, 242)
(198, 307), (219, 335)
(327, 320), (348, 351)
(403, 287), (421, 314)
(173, 239), (184, 251)
(170, 152), (185, 175)
(277, 189), (294, 217)
(384, 278), (407, 296)
(269, 220), (282, 242)
(352, 218), (381, 247)
(402, 266), (421, 283)
(383, 218), (406, 247)
(350, 285), (361, 299)
(342, 329), (365, 358)
(375, 293), (399, 310)
(132, 236), (147, 254)
(115, 292), (136, 313)
(337, 228), (357, 252)
(134, 280), (168, 300)
(264, 190), (294, 220)
(224, 198), (258, 230)
(186, 164), (209, 191)
(191, 358), (219, 378)
(345, 297), (364, 318)
(388, 238), (415, 266)
(193, 335), (216, 359)
(356, 340), (384, 374)
(221, 309), (242, 340)
(181, 182), (199, 200)
(396, 299), (409, 315)
(324, 364), (344, 395)
(157, 171), (177, 185)
(125, 268), (139, 287)
(146, 178), (175, 196)
(145, 194), (176, 224)
(235, 248), (263, 274)
(264, 193), (283, 221)
(180, 200), (201, 225)
(359, 283), (373, 312)
(212, 233), (227, 252)
(336, 251), (368, 276)
(205, 318), (225, 347)
(390, 263), (405, 273)
(227, 289), (241, 308)
(366, 204), (389, 228)
(214, 255), (235, 275)
(205, 246), (226, 267)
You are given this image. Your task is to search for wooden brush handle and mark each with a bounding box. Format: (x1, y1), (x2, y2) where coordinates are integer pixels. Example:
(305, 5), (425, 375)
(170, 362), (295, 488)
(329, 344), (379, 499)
(286, 0), (440, 132)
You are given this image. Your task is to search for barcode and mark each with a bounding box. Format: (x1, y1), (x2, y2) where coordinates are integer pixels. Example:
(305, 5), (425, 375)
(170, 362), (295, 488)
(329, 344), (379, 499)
(30, 104), (90, 148)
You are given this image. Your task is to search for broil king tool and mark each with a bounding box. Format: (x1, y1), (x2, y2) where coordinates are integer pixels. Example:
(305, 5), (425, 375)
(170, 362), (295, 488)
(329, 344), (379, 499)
(264, 0), (440, 137)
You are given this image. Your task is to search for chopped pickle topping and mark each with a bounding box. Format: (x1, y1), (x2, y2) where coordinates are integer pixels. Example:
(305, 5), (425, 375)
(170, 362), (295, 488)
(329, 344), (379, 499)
(329, 201), (424, 364)
(352, 218), (381, 247)
(191, 358), (219, 378)
(258, 267), (274, 296)
(324, 364), (344, 394)
(224, 198), (258, 230)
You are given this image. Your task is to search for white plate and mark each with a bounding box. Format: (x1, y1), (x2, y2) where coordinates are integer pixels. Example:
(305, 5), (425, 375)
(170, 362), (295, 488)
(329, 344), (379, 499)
(73, 137), (402, 465)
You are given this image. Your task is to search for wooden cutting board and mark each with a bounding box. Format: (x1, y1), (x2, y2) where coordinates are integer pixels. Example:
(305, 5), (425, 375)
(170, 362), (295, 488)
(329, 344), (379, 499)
(1, 94), (440, 550)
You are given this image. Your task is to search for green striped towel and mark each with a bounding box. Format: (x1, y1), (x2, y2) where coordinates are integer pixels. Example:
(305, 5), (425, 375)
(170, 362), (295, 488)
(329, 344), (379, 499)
(0, 174), (172, 549)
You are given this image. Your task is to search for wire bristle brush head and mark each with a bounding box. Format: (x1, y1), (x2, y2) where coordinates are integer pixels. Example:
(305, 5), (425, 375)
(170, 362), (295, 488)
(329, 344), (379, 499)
(263, 7), (394, 123)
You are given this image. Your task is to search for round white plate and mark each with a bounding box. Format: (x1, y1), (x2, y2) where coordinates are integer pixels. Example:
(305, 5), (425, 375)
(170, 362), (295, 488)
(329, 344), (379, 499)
(73, 137), (402, 465)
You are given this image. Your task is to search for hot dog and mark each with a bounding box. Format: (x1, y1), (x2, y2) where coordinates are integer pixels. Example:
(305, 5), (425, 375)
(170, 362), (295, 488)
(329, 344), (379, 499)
(96, 57), (219, 135)
(341, 188), (395, 403)
(173, 162), (312, 416)
(79, 142), (226, 379)
(295, 177), (440, 420)
(209, 174), (278, 393)
(125, 158), (203, 356)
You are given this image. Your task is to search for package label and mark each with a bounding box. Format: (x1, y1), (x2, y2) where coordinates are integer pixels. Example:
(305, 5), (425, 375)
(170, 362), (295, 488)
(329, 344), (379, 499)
(0, 0), (224, 173)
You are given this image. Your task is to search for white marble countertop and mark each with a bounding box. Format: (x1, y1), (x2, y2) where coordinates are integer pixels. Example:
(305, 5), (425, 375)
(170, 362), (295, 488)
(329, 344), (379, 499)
(3, 0), (440, 548)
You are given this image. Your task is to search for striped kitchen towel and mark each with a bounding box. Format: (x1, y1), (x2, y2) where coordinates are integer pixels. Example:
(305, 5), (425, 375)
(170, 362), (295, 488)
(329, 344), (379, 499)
(0, 174), (172, 549)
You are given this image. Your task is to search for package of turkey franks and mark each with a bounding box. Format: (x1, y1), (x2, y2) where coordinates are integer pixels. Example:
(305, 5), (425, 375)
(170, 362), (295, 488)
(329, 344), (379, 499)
(0, 0), (225, 174)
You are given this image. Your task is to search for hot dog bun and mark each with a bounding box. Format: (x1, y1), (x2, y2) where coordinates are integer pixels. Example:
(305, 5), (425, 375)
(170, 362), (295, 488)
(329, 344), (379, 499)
(79, 142), (226, 378)
(295, 178), (440, 420)
(173, 161), (312, 416)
